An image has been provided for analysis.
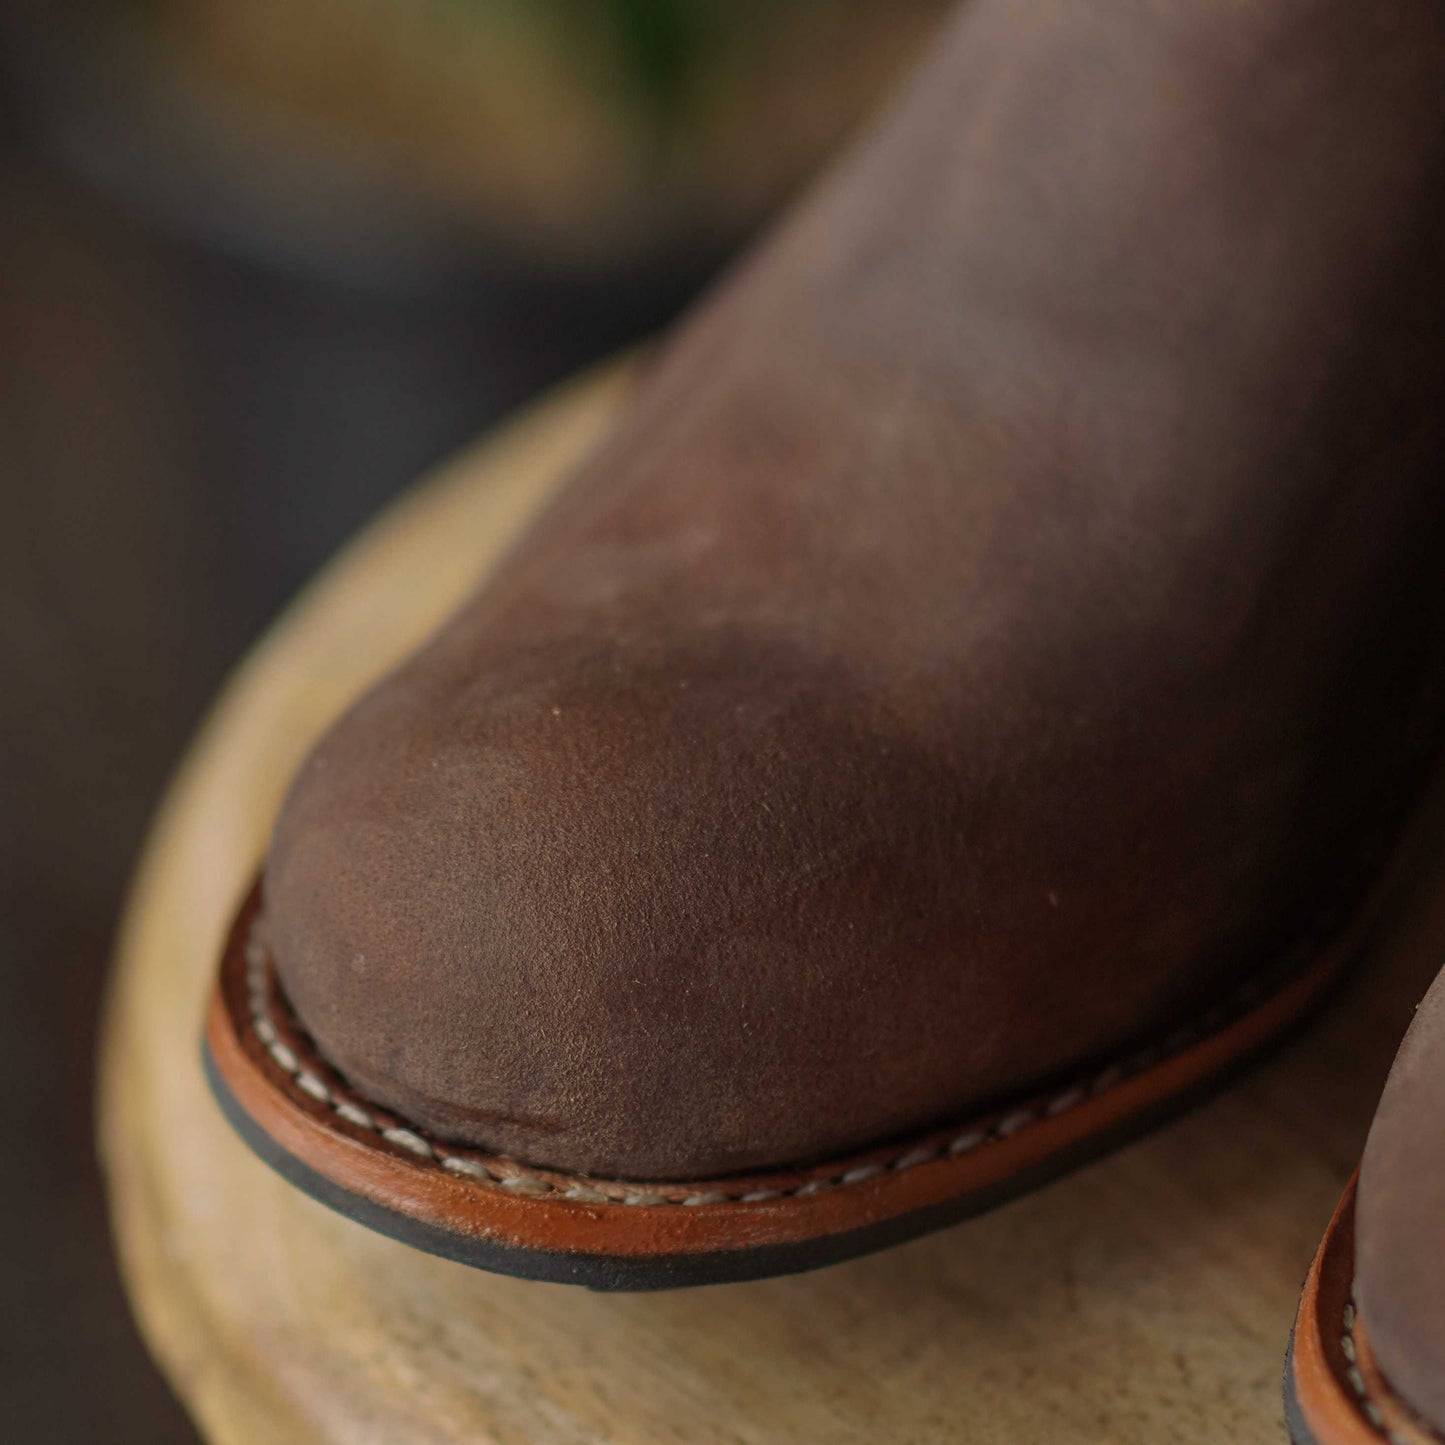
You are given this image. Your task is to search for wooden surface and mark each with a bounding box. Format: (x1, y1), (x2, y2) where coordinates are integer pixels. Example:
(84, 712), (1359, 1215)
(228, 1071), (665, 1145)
(100, 362), (1445, 1445)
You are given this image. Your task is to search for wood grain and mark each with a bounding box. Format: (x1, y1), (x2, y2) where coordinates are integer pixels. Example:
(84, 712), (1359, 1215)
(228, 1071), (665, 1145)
(99, 360), (1445, 1444)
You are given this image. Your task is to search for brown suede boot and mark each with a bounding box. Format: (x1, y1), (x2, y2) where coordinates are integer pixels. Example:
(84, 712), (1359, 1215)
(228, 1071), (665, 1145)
(1287, 965), (1445, 1445)
(207, 0), (1445, 1287)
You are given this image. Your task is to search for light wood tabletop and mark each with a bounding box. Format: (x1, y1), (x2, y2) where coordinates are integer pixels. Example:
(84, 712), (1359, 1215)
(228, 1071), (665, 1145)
(100, 360), (1445, 1445)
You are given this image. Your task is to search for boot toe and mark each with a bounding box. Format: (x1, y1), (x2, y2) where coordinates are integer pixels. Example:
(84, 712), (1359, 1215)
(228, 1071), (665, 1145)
(264, 632), (995, 1180)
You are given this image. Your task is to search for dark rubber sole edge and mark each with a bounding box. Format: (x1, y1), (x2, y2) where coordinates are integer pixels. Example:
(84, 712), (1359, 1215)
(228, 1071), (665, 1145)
(203, 984), (1334, 1291)
(1285, 1330), (1323, 1445)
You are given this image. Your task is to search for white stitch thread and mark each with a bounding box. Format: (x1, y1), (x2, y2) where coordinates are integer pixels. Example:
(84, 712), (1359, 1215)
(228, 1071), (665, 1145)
(948, 1130), (986, 1155)
(995, 1109), (1038, 1138)
(266, 1040), (299, 1074)
(499, 1175), (552, 1196)
(442, 1156), (494, 1180)
(794, 1179), (835, 1197)
(242, 921), (1310, 1210)
(381, 1127), (434, 1159)
(334, 1101), (375, 1130)
(1339, 1297), (1424, 1445)
(892, 1146), (935, 1173)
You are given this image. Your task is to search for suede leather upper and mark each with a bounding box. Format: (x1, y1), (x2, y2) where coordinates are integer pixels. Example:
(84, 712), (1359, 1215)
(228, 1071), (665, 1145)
(264, 0), (1445, 1180)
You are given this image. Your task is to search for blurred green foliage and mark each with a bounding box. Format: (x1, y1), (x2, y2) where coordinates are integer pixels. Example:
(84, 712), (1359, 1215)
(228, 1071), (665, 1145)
(603, 0), (728, 128)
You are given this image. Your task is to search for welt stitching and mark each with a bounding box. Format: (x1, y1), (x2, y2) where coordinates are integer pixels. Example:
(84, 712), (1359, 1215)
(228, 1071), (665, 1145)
(1340, 1298), (1439, 1445)
(241, 918), (1323, 1209)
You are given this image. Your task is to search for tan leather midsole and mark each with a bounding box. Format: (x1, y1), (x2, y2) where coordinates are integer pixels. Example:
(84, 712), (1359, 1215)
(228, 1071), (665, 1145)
(1290, 1178), (1439, 1445)
(210, 878), (1352, 1261)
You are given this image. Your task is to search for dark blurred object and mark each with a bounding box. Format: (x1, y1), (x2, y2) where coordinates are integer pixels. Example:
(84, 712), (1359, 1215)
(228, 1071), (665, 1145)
(45, 0), (944, 260)
(0, 144), (210, 1444)
(0, 12), (720, 643)
(0, 2), (945, 1440)
(2, 0), (944, 636)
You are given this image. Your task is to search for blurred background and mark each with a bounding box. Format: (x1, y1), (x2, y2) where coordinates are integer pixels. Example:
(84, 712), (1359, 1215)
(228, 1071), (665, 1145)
(0, 1), (945, 1438)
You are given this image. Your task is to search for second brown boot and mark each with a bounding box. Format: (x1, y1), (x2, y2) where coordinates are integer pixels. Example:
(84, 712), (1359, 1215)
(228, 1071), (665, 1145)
(1286, 964), (1445, 1445)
